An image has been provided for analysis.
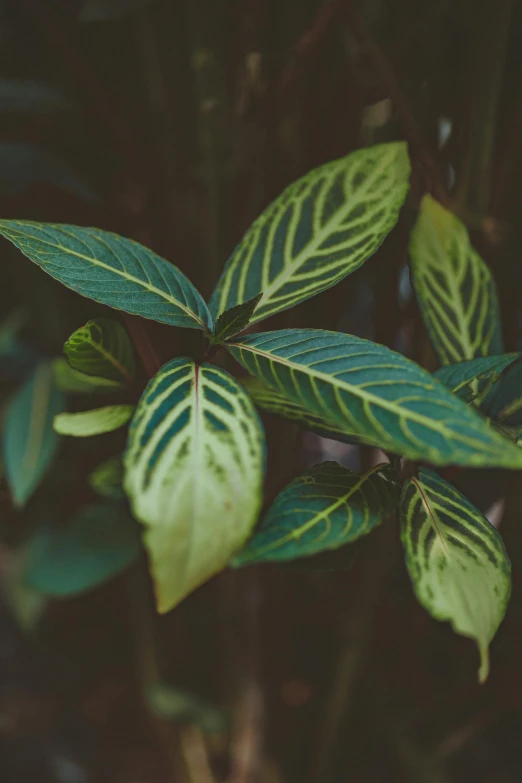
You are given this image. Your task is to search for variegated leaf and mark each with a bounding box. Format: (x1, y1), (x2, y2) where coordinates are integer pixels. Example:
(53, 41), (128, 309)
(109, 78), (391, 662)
(409, 196), (503, 364)
(124, 358), (265, 613)
(242, 377), (364, 445)
(53, 405), (134, 437)
(64, 318), (135, 384)
(0, 220), (212, 330)
(233, 462), (399, 565)
(210, 143), (410, 326)
(401, 469), (511, 682)
(226, 329), (522, 468)
(485, 358), (522, 425)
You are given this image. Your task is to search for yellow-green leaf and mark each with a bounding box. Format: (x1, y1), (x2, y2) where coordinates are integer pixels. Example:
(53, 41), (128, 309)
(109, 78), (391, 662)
(210, 142), (410, 326)
(409, 196), (502, 364)
(400, 469), (511, 682)
(124, 358), (265, 613)
(64, 317), (135, 384)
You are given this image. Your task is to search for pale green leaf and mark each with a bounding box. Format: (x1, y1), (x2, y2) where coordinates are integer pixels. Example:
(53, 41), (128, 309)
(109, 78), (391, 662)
(242, 377), (365, 445)
(53, 405), (134, 437)
(52, 357), (123, 393)
(210, 142), (410, 326)
(124, 358), (265, 613)
(434, 354), (519, 402)
(233, 462), (399, 565)
(24, 504), (141, 596)
(65, 317), (135, 384)
(409, 196), (503, 364)
(0, 220), (212, 331)
(226, 329), (522, 468)
(211, 293), (262, 344)
(3, 362), (66, 506)
(400, 469), (511, 682)
(88, 456), (124, 499)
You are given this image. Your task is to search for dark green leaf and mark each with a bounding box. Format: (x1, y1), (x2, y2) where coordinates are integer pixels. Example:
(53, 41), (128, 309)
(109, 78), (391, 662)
(233, 462), (399, 565)
(23, 504), (141, 596)
(485, 358), (522, 425)
(211, 294), (262, 344)
(242, 377), (365, 445)
(0, 220), (212, 331)
(3, 362), (66, 506)
(409, 196), (503, 364)
(210, 143), (410, 326)
(124, 358), (265, 612)
(434, 354), (518, 401)
(65, 318), (135, 385)
(227, 329), (522, 468)
(401, 469), (511, 682)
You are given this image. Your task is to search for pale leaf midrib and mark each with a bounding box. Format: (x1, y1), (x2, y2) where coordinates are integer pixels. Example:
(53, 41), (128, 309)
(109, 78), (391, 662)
(256, 149), (398, 311)
(1, 225), (205, 328)
(230, 341), (514, 457)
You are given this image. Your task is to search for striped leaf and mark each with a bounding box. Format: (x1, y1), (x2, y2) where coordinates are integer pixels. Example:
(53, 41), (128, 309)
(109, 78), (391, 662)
(233, 462), (399, 565)
(400, 469), (511, 682)
(65, 318), (135, 385)
(3, 362), (66, 506)
(242, 377), (364, 445)
(53, 405), (135, 437)
(485, 358), (522, 425)
(88, 456), (124, 499)
(409, 196), (503, 364)
(124, 358), (265, 613)
(226, 329), (522, 468)
(24, 504), (141, 596)
(210, 143), (410, 326)
(434, 354), (518, 402)
(52, 357), (123, 394)
(0, 220), (212, 331)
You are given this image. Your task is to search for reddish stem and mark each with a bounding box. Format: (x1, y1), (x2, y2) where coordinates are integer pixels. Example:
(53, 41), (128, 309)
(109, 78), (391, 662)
(122, 314), (161, 378)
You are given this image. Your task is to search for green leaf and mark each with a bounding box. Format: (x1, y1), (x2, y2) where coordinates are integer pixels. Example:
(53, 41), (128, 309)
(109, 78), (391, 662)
(210, 142), (410, 326)
(23, 504), (141, 596)
(64, 318), (135, 384)
(0, 220), (212, 331)
(3, 362), (66, 506)
(485, 358), (522, 425)
(226, 329), (522, 468)
(211, 293), (263, 344)
(88, 456), (124, 499)
(400, 469), (511, 682)
(434, 354), (519, 402)
(242, 377), (365, 445)
(233, 462), (399, 565)
(409, 196), (503, 364)
(52, 357), (123, 394)
(147, 683), (228, 734)
(124, 358), (265, 613)
(53, 405), (135, 437)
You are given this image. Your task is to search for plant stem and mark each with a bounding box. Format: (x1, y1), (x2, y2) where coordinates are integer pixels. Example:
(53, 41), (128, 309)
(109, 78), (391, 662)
(122, 314), (161, 378)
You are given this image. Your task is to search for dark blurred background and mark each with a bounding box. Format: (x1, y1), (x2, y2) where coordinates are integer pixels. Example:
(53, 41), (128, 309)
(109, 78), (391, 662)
(1, 0), (522, 781)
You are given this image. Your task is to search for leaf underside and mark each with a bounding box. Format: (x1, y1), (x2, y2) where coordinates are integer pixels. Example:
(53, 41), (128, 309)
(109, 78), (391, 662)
(53, 405), (135, 437)
(124, 357), (265, 613)
(400, 469), (511, 682)
(227, 329), (522, 469)
(210, 142), (410, 327)
(409, 196), (503, 365)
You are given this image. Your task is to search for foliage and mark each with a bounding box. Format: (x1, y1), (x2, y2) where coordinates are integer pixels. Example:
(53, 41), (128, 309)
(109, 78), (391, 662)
(0, 140), (519, 683)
